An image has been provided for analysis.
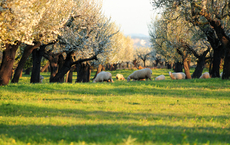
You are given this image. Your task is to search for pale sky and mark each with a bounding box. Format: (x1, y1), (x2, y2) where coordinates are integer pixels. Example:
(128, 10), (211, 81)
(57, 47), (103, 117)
(102, 0), (154, 37)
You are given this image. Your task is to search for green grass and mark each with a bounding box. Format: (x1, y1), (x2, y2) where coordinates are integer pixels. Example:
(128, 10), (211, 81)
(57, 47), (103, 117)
(0, 69), (230, 145)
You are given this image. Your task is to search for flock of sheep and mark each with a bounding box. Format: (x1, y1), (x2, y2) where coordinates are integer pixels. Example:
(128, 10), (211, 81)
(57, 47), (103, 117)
(93, 68), (213, 83)
(39, 68), (214, 83)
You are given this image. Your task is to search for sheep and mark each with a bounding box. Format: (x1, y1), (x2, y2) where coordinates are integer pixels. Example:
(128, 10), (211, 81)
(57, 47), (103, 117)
(39, 75), (44, 83)
(155, 75), (165, 80)
(116, 74), (125, 80)
(127, 68), (152, 82)
(93, 71), (114, 83)
(199, 72), (211, 79)
(169, 72), (186, 80)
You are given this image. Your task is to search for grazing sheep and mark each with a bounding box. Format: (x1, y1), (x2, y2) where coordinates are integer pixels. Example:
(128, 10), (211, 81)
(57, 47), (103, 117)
(116, 74), (125, 80)
(93, 71), (114, 83)
(127, 68), (152, 82)
(169, 72), (186, 80)
(155, 75), (165, 80)
(199, 72), (211, 79)
(40, 75), (44, 83)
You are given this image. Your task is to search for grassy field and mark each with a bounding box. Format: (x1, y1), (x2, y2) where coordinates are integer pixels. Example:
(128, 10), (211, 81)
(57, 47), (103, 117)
(0, 69), (230, 145)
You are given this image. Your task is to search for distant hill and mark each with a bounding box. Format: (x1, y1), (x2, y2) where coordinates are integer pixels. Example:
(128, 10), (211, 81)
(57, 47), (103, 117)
(127, 34), (151, 48)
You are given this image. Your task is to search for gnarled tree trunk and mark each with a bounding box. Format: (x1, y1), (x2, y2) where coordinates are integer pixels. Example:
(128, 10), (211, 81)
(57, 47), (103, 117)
(0, 43), (21, 85)
(192, 57), (206, 78)
(76, 62), (91, 83)
(66, 66), (75, 83)
(11, 42), (41, 83)
(183, 57), (191, 79)
(58, 54), (65, 82)
(30, 45), (45, 83)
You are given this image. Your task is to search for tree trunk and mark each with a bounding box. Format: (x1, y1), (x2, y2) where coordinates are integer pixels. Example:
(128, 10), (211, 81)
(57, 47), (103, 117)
(143, 60), (146, 67)
(58, 54), (65, 82)
(192, 56), (206, 78)
(50, 54), (97, 83)
(0, 43), (20, 85)
(222, 43), (230, 79)
(49, 55), (59, 82)
(133, 59), (137, 67)
(30, 45), (45, 83)
(173, 62), (183, 72)
(41, 62), (49, 72)
(105, 63), (110, 70)
(50, 52), (73, 83)
(65, 67), (74, 83)
(210, 46), (222, 78)
(11, 42), (41, 83)
(76, 62), (91, 83)
(183, 58), (191, 79)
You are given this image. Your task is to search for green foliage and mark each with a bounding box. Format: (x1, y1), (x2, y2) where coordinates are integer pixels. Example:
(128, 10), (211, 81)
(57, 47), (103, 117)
(0, 69), (230, 145)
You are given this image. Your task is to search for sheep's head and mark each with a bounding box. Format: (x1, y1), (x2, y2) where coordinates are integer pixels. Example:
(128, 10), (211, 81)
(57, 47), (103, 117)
(127, 77), (131, 82)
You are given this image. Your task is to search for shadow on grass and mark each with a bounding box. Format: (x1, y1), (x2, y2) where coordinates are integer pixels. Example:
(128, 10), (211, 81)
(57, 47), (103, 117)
(1, 103), (229, 123)
(2, 81), (230, 99)
(0, 103), (229, 144)
(0, 122), (229, 144)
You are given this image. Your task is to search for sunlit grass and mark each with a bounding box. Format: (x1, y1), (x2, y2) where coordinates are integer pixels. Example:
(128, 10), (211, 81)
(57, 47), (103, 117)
(0, 69), (230, 145)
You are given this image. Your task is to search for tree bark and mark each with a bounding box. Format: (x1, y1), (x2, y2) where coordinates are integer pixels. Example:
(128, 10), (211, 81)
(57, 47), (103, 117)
(30, 45), (46, 83)
(173, 62), (183, 72)
(210, 45), (223, 77)
(0, 43), (21, 85)
(143, 60), (146, 67)
(43, 52), (61, 82)
(50, 53), (97, 83)
(11, 42), (41, 83)
(58, 54), (65, 82)
(76, 62), (91, 83)
(65, 66), (75, 83)
(192, 57), (206, 78)
(183, 57), (191, 79)
(222, 43), (230, 79)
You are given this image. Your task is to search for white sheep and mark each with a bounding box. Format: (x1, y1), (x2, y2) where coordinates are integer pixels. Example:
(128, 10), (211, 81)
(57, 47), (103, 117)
(169, 72), (186, 80)
(93, 71), (114, 83)
(199, 72), (211, 79)
(155, 75), (165, 80)
(39, 75), (44, 83)
(127, 68), (152, 82)
(116, 74), (125, 80)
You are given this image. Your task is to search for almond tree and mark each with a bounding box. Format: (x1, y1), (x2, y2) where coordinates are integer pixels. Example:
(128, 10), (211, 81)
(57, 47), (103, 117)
(45, 0), (118, 83)
(150, 0), (230, 79)
(149, 10), (211, 78)
(135, 47), (153, 67)
(0, 0), (73, 85)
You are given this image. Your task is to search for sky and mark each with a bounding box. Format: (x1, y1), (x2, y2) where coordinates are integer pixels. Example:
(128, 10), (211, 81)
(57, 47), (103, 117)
(102, 0), (154, 37)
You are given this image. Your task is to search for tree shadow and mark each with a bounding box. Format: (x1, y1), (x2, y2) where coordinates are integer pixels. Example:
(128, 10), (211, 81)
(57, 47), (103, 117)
(3, 81), (230, 99)
(0, 123), (229, 144)
(0, 103), (229, 144)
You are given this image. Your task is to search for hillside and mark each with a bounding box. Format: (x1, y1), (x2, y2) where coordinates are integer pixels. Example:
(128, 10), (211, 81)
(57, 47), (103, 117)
(129, 34), (151, 48)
